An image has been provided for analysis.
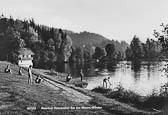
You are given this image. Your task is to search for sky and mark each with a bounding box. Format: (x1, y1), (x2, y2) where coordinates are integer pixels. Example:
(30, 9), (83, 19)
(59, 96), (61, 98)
(0, 0), (168, 43)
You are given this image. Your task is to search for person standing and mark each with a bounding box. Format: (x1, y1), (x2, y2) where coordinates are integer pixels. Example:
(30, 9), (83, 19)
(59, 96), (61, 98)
(79, 69), (84, 81)
(28, 65), (33, 84)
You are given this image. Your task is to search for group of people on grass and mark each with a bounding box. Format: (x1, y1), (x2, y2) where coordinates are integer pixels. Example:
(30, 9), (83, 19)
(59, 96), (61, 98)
(4, 65), (111, 88)
(4, 65), (41, 85)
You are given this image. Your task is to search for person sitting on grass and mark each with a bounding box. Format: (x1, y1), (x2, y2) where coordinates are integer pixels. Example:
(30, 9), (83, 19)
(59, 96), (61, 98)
(19, 67), (23, 76)
(103, 77), (111, 88)
(66, 74), (72, 82)
(4, 65), (12, 74)
(35, 75), (42, 84)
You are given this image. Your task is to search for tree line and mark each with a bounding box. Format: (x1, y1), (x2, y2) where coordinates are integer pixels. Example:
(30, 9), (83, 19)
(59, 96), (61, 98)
(0, 15), (164, 69)
(0, 15), (130, 68)
(125, 35), (161, 61)
(0, 15), (72, 68)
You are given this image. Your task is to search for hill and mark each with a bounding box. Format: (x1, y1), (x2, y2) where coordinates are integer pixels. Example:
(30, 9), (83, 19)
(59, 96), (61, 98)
(69, 31), (129, 57)
(0, 15), (128, 67)
(69, 31), (107, 47)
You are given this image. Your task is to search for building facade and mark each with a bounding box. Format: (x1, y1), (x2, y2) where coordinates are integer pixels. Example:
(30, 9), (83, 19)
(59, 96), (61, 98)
(18, 48), (34, 67)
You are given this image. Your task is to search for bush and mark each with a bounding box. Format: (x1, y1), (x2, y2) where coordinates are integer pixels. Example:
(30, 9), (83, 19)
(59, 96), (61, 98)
(92, 84), (168, 109)
(106, 84), (141, 105)
(142, 88), (168, 109)
(92, 86), (111, 94)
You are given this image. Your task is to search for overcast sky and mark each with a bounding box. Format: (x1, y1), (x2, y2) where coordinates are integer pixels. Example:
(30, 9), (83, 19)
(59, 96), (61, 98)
(1, 0), (168, 43)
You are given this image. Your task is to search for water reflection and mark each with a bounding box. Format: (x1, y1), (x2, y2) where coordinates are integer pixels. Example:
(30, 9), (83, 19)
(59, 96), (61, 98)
(131, 60), (141, 72)
(53, 61), (168, 96)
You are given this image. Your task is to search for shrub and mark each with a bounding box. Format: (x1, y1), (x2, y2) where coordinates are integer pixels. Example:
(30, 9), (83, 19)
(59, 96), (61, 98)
(92, 83), (168, 109)
(142, 87), (168, 109)
(107, 84), (141, 105)
(92, 86), (111, 94)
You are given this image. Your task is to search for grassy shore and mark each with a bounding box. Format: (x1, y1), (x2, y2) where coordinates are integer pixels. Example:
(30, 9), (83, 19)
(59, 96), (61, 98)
(36, 68), (162, 115)
(0, 61), (163, 114)
(92, 84), (168, 114)
(0, 61), (111, 115)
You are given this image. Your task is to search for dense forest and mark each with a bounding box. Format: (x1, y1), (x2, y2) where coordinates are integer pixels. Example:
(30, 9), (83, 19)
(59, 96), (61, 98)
(0, 15), (128, 68)
(0, 15), (163, 69)
(0, 15), (73, 68)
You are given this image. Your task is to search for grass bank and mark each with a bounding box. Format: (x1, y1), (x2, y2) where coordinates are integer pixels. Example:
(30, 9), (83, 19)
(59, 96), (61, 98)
(36, 69), (162, 114)
(92, 84), (168, 113)
(0, 61), (111, 115)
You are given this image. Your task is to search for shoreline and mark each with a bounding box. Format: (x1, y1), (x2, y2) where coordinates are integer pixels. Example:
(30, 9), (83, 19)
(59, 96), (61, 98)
(0, 61), (161, 114)
(34, 67), (161, 115)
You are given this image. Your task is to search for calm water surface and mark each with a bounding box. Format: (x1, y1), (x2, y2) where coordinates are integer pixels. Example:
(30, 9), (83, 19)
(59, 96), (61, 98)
(54, 61), (168, 96)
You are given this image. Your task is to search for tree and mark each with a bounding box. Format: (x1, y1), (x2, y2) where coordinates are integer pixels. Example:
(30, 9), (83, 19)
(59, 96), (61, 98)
(47, 38), (55, 51)
(83, 44), (95, 60)
(59, 33), (72, 62)
(125, 47), (133, 60)
(117, 51), (123, 61)
(5, 26), (25, 63)
(105, 43), (115, 56)
(153, 23), (168, 56)
(130, 35), (144, 59)
(92, 47), (102, 59)
(144, 38), (161, 59)
(54, 29), (62, 51)
(22, 26), (39, 48)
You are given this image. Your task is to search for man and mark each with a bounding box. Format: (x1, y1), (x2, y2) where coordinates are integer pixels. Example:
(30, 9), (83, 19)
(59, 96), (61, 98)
(103, 77), (111, 88)
(79, 69), (84, 81)
(28, 65), (33, 84)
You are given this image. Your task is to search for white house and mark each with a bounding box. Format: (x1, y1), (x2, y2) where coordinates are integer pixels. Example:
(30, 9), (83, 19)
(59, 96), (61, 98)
(18, 48), (34, 67)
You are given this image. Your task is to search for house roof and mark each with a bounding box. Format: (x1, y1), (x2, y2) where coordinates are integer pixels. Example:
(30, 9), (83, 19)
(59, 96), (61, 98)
(18, 48), (34, 55)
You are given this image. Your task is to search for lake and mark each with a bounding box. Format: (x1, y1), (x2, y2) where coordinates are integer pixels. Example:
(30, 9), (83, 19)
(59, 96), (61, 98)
(54, 61), (168, 96)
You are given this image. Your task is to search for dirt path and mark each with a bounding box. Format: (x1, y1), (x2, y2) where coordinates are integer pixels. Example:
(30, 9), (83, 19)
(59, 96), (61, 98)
(43, 78), (92, 103)
(8, 62), (92, 104)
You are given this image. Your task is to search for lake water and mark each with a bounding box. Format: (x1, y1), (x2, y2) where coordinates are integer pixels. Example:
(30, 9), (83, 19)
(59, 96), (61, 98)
(54, 61), (168, 96)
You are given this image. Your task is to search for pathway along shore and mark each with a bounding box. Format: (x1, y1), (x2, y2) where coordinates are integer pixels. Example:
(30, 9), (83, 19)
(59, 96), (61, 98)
(0, 61), (161, 115)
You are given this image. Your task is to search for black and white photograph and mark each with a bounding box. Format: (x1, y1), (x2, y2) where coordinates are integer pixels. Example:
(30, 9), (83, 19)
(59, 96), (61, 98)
(0, 0), (168, 114)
